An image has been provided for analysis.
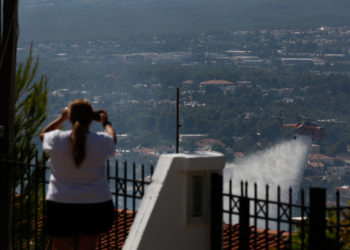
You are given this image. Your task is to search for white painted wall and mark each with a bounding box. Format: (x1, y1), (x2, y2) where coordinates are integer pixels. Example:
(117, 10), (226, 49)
(123, 152), (225, 250)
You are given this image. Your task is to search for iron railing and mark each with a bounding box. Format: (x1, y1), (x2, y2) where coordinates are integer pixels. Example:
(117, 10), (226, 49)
(10, 154), (49, 250)
(97, 160), (154, 249)
(5, 155), (350, 250)
(2, 154), (153, 249)
(222, 180), (350, 249)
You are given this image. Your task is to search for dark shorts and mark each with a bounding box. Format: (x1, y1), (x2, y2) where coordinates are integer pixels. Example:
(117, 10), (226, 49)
(46, 200), (114, 237)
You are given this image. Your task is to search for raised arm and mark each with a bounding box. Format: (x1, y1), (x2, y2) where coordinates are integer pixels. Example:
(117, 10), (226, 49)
(39, 107), (69, 141)
(97, 110), (117, 144)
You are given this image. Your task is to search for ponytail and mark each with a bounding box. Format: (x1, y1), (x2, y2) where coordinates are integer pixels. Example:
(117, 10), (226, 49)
(71, 121), (89, 167)
(68, 99), (93, 167)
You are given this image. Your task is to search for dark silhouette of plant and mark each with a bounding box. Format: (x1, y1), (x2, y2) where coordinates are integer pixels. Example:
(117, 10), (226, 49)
(12, 43), (49, 249)
(14, 43), (47, 162)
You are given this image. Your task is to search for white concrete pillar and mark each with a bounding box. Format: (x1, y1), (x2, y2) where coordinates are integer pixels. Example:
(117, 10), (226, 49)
(123, 152), (225, 250)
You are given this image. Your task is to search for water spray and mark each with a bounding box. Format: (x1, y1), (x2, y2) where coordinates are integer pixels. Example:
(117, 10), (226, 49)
(223, 135), (312, 227)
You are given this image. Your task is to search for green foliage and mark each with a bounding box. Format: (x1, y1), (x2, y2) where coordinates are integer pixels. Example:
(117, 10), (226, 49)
(327, 203), (350, 249)
(293, 204), (350, 249)
(40, 59), (350, 156)
(12, 44), (49, 248)
(15, 44), (48, 162)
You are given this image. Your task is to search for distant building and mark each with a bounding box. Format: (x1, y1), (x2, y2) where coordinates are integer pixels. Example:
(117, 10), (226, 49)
(281, 57), (325, 66)
(182, 80), (194, 85)
(306, 154), (338, 176)
(199, 80), (233, 86)
(236, 81), (252, 87)
(180, 134), (208, 142)
(156, 145), (174, 154)
(309, 154), (336, 165)
(133, 147), (159, 161)
(327, 166), (350, 176)
(234, 152), (245, 158)
(199, 80), (235, 93)
(306, 161), (325, 176)
(196, 138), (225, 151)
(231, 55), (260, 64)
(281, 57), (313, 65)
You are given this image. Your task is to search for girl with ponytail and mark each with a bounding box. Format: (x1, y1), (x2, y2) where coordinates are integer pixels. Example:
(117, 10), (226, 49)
(40, 99), (116, 250)
(69, 99), (94, 167)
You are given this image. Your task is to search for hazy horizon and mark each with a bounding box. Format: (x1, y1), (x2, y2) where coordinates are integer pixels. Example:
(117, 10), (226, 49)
(19, 0), (350, 43)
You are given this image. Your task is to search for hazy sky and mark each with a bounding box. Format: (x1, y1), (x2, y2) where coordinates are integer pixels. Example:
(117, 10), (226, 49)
(19, 0), (350, 42)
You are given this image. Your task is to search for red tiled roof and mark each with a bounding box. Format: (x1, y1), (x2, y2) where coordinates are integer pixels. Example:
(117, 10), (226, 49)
(200, 80), (233, 85)
(234, 152), (245, 158)
(156, 145), (173, 153)
(15, 201), (288, 249)
(223, 224), (288, 249)
(309, 162), (325, 168)
(196, 138), (225, 148)
(309, 154), (334, 161)
(97, 210), (288, 249)
(97, 209), (135, 249)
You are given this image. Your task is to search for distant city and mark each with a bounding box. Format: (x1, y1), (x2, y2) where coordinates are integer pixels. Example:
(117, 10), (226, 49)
(16, 23), (350, 202)
(18, 26), (350, 73)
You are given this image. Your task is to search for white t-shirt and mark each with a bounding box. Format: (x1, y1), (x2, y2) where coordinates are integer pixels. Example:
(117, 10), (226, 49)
(43, 130), (116, 203)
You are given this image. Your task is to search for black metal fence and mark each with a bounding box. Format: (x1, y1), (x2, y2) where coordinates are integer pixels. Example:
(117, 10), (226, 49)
(97, 160), (153, 249)
(10, 154), (49, 250)
(2, 154), (153, 249)
(222, 180), (350, 249)
(5, 155), (350, 250)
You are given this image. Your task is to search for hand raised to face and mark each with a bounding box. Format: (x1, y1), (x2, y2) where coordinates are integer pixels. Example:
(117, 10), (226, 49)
(61, 107), (69, 121)
(94, 110), (108, 123)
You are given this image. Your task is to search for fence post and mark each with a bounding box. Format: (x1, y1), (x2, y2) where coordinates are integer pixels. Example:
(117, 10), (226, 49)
(239, 196), (250, 250)
(309, 188), (326, 250)
(211, 173), (222, 250)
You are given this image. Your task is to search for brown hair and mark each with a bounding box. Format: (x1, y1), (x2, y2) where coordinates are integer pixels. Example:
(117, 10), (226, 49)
(68, 99), (93, 167)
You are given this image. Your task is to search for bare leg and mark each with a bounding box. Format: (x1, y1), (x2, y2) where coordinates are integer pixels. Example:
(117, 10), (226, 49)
(76, 233), (98, 250)
(51, 236), (74, 250)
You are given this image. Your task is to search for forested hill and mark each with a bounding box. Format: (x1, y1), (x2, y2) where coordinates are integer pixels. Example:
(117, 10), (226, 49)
(18, 0), (350, 158)
(20, 0), (350, 42)
(38, 59), (350, 157)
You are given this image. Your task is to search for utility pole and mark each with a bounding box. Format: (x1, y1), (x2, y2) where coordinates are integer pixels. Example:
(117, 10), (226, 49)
(0, 0), (19, 249)
(176, 88), (181, 153)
